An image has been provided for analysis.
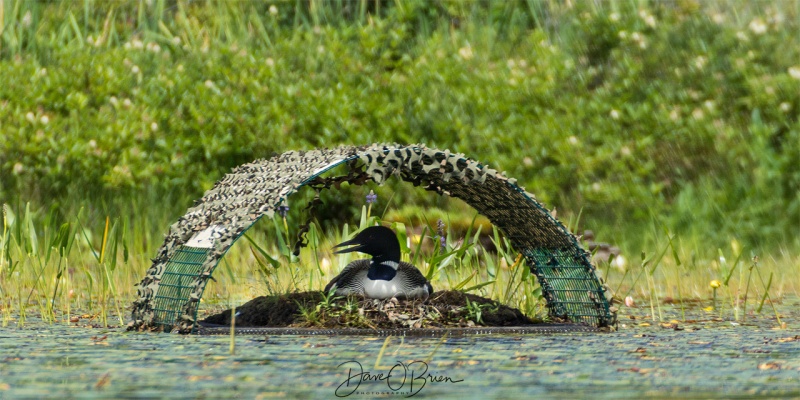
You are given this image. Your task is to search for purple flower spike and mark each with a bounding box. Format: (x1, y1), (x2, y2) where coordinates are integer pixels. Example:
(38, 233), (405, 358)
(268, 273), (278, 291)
(366, 190), (377, 204)
(437, 219), (446, 251)
(278, 205), (289, 217)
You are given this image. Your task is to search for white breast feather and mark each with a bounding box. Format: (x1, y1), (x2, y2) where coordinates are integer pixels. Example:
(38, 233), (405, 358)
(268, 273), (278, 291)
(363, 279), (400, 299)
(362, 275), (428, 299)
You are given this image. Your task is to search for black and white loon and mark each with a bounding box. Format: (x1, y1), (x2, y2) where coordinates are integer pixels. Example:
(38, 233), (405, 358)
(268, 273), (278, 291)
(324, 226), (433, 300)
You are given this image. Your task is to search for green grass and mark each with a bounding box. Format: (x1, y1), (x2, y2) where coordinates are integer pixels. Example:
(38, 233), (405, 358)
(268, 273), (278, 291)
(1, 0), (800, 249)
(0, 1), (798, 328)
(1, 186), (795, 329)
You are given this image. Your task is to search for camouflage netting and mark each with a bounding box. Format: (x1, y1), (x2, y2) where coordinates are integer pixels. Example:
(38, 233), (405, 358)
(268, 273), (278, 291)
(129, 143), (616, 333)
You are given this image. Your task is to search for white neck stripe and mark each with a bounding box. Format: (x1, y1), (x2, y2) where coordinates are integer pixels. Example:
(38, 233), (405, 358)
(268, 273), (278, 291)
(379, 260), (399, 269)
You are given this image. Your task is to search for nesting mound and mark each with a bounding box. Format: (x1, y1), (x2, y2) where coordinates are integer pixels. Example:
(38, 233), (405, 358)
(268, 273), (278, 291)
(201, 290), (540, 329)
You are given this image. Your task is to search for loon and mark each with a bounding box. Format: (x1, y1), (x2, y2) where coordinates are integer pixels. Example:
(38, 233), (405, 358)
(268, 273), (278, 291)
(324, 226), (433, 300)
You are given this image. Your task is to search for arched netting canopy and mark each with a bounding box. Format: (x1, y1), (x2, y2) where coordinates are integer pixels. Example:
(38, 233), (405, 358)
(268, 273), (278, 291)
(130, 144), (616, 333)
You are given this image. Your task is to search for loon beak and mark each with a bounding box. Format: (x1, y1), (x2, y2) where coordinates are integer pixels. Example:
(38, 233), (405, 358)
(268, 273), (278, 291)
(333, 238), (365, 254)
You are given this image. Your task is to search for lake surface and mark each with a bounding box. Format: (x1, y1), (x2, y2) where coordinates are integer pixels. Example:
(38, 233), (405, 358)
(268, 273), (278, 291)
(1, 301), (798, 399)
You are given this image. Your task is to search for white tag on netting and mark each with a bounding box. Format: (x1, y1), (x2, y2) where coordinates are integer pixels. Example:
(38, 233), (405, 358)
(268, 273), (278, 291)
(185, 225), (224, 248)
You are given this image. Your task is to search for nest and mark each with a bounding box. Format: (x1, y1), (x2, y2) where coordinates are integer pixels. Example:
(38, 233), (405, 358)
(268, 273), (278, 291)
(201, 290), (542, 330)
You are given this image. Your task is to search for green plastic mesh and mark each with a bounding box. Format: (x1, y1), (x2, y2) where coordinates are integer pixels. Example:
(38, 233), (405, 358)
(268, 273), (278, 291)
(151, 246), (210, 330)
(526, 248), (609, 325)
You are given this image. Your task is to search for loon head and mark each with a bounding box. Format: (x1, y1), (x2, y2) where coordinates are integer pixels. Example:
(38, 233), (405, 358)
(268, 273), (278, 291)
(333, 226), (401, 281)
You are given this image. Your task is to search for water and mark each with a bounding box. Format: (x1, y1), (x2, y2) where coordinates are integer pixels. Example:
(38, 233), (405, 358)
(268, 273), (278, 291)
(1, 304), (798, 398)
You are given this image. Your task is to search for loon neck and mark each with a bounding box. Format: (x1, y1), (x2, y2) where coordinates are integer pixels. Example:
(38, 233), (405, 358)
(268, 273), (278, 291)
(367, 259), (398, 281)
(371, 251), (400, 266)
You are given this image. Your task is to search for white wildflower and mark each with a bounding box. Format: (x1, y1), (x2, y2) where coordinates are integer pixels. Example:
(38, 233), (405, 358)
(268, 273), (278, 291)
(109, 96), (119, 106)
(736, 31), (749, 42)
(630, 32), (646, 49)
(320, 257), (331, 274)
(610, 109), (620, 120)
(749, 18), (767, 35)
(613, 254), (627, 270)
(123, 98), (132, 108)
(13, 163), (24, 174)
(25, 112), (35, 123)
(692, 108), (704, 120)
(265, 57), (275, 67)
(624, 295), (634, 307)
(40, 115), (49, 125)
(458, 46), (474, 60)
(150, 122), (158, 132)
(269, 5), (278, 16)
(609, 13), (620, 22)
(131, 65), (140, 74)
(788, 66), (800, 80)
(204, 80), (215, 89)
(639, 11), (656, 28)
(22, 11), (32, 27)
(780, 102), (791, 112)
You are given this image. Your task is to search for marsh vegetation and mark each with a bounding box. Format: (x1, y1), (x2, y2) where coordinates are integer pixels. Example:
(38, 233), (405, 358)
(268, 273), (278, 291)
(1, 1), (799, 396)
(0, 0), (795, 367)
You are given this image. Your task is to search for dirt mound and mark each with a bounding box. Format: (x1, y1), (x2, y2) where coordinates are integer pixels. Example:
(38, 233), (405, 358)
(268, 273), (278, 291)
(202, 291), (323, 327)
(201, 290), (539, 329)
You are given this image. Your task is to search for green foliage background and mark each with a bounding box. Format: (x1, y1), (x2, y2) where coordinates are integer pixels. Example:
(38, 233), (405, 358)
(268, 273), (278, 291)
(1, 0), (799, 253)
